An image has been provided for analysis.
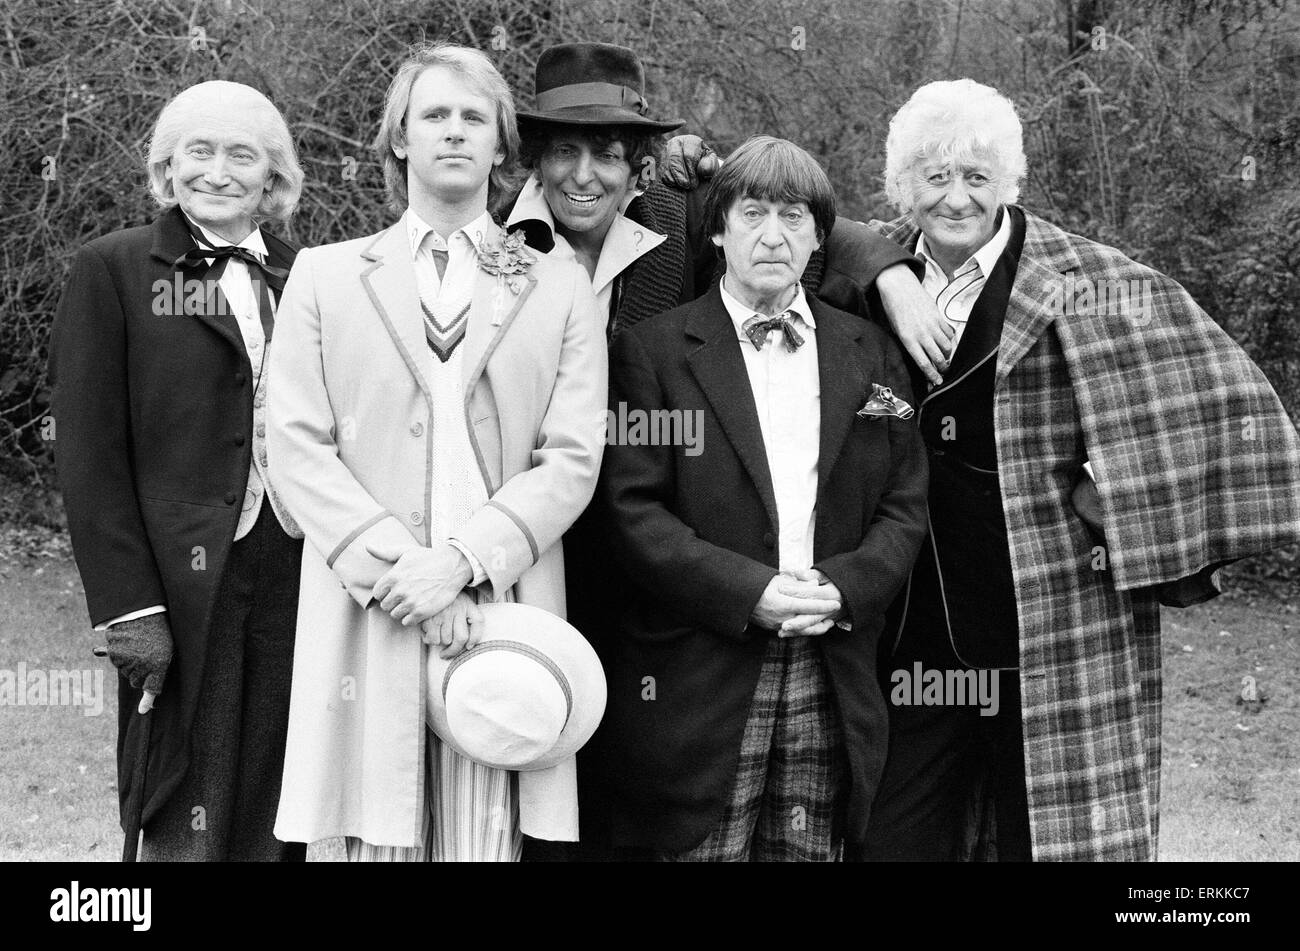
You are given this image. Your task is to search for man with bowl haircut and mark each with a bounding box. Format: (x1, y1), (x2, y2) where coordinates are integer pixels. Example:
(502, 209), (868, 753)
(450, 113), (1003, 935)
(505, 44), (930, 860)
(596, 136), (928, 860)
(49, 80), (306, 860)
(268, 42), (606, 861)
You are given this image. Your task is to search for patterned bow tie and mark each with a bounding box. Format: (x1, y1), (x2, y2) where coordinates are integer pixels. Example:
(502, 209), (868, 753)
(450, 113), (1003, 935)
(174, 244), (289, 295)
(742, 312), (805, 352)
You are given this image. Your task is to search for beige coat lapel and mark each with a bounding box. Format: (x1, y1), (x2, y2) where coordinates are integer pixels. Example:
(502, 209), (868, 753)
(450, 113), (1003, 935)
(461, 241), (538, 393)
(359, 223), (435, 407)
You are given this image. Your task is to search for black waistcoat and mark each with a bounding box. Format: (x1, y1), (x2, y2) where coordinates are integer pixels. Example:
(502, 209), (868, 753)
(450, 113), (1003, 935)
(891, 208), (1027, 670)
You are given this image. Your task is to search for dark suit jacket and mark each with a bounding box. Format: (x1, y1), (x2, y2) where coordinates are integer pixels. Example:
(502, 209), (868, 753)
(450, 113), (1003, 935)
(594, 284), (928, 852)
(48, 205), (299, 829)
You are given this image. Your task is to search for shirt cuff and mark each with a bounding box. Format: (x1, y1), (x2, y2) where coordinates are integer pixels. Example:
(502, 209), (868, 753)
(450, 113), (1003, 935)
(94, 605), (167, 632)
(448, 538), (487, 587)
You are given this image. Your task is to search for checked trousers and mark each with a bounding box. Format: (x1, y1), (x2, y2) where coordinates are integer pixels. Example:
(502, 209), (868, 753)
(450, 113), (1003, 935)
(656, 636), (847, 862)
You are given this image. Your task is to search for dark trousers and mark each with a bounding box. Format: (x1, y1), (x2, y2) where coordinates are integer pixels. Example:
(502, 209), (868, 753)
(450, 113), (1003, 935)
(527, 505), (628, 863)
(141, 504), (305, 861)
(865, 572), (1031, 862)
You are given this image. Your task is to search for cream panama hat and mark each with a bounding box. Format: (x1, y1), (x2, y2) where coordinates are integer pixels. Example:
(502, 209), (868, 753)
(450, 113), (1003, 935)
(426, 602), (606, 772)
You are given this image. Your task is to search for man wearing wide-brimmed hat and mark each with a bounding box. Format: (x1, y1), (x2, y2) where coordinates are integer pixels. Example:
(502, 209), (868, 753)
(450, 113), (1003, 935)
(507, 41), (694, 339)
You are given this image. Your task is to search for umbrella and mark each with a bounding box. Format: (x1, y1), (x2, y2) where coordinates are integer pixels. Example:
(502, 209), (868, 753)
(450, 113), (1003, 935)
(120, 707), (153, 862)
(94, 644), (152, 862)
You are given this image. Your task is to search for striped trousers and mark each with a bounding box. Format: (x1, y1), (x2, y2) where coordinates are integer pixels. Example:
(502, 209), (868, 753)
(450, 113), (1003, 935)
(345, 585), (523, 863)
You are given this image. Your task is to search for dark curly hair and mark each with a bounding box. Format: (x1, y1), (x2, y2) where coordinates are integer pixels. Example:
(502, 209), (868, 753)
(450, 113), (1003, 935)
(518, 120), (667, 187)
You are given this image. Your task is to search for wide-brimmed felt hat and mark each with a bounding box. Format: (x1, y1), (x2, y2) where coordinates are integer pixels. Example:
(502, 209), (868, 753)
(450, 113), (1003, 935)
(517, 42), (684, 132)
(425, 602), (606, 772)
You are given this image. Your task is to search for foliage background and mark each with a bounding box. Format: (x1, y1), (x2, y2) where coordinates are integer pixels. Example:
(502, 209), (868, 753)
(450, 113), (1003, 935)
(2, 0), (1298, 583)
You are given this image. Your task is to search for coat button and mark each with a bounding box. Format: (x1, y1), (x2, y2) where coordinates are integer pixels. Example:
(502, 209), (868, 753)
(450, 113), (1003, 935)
(410, 421), (424, 437)
(224, 492), (237, 505)
(256, 423), (266, 438)
(763, 532), (775, 548)
(411, 511), (424, 525)
(259, 452), (268, 467)
(235, 372), (246, 385)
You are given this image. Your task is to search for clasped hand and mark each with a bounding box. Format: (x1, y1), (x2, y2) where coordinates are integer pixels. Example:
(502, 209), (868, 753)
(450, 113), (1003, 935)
(750, 567), (844, 638)
(368, 542), (481, 657)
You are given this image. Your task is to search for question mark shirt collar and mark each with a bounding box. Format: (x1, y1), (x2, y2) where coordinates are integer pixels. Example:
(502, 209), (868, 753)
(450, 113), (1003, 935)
(505, 172), (665, 326)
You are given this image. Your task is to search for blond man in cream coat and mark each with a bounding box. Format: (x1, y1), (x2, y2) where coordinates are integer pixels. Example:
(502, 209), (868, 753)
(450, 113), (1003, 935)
(266, 43), (605, 855)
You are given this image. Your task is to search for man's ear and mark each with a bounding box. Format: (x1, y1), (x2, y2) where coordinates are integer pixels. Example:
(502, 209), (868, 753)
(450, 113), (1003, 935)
(710, 233), (724, 248)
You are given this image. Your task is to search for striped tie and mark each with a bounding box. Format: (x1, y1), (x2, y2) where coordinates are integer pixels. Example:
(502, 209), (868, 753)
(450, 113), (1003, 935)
(420, 242), (468, 363)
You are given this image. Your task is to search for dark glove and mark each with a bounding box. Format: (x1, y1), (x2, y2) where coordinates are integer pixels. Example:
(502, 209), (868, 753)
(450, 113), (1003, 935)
(105, 613), (173, 695)
(661, 134), (720, 189)
(1158, 563), (1227, 608)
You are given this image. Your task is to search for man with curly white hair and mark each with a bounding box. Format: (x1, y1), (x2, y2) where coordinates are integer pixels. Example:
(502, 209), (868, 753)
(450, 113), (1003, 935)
(824, 78), (1300, 862)
(50, 80), (307, 860)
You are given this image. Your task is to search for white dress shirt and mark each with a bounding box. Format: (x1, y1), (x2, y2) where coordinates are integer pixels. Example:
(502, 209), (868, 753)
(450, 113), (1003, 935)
(405, 208), (495, 586)
(719, 278), (820, 573)
(916, 206), (1013, 353)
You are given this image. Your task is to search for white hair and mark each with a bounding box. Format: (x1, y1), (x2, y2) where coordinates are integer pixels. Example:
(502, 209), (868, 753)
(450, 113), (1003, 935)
(883, 79), (1027, 213)
(146, 80), (304, 221)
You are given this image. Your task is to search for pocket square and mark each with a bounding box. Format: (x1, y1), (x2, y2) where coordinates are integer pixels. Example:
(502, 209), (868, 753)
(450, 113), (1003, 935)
(856, 383), (915, 420)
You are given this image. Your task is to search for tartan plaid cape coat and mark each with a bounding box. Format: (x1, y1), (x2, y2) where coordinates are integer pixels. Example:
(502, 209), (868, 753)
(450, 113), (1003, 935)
(860, 208), (1300, 860)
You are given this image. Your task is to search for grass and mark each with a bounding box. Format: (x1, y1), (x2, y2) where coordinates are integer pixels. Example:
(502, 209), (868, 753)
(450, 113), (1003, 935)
(1, 526), (1296, 861)
(0, 530), (117, 861)
(1157, 592), (1300, 860)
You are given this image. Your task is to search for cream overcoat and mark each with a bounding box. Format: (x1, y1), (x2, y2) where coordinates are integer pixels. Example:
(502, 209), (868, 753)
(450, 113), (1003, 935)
(266, 218), (605, 847)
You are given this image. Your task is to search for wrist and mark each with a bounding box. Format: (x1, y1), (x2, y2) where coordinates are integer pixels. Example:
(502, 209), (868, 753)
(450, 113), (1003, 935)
(875, 261), (911, 286)
(452, 548), (474, 587)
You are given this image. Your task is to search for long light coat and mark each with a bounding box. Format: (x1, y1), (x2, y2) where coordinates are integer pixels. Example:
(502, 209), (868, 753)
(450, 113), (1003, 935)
(864, 209), (1300, 860)
(266, 218), (605, 847)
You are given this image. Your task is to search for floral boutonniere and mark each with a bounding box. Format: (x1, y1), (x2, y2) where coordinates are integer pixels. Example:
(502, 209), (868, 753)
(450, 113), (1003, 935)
(475, 229), (537, 324)
(856, 383), (915, 420)
(476, 229), (536, 284)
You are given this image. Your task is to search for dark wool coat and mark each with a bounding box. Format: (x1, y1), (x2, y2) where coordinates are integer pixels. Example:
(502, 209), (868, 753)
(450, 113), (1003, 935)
(49, 206), (300, 830)
(595, 286), (928, 852)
